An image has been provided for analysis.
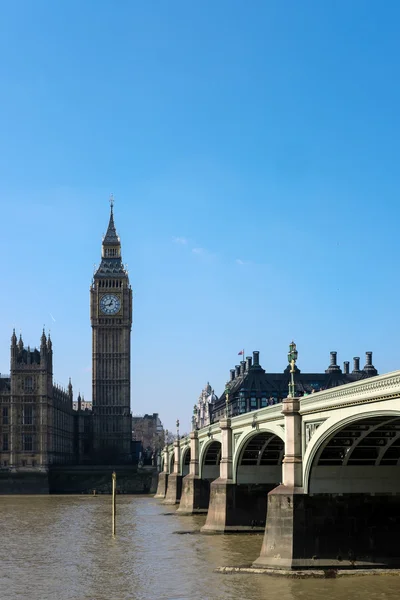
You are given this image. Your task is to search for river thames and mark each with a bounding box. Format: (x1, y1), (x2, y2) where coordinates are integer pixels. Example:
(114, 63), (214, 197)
(0, 495), (399, 600)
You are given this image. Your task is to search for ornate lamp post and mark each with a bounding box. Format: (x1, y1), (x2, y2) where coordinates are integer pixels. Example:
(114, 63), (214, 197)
(224, 386), (230, 418)
(192, 404), (197, 431)
(176, 419), (180, 440)
(288, 341), (298, 398)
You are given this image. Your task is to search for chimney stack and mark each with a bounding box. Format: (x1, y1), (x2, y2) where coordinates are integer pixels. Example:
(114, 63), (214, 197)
(326, 350), (341, 373)
(235, 365), (240, 378)
(253, 351), (260, 367)
(343, 361), (350, 374)
(230, 369), (235, 382)
(363, 351), (377, 375)
(245, 356), (252, 371)
(240, 361), (245, 376)
(352, 357), (360, 373)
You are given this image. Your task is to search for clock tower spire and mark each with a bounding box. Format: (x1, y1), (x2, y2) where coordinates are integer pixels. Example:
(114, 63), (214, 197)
(90, 197), (132, 463)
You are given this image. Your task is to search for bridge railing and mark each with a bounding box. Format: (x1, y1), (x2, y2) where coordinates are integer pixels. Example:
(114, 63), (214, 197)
(300, 369), (400, 413)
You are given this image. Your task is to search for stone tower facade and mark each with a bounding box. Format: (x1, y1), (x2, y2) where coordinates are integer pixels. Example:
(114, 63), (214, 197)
(0, 330), (75, 471)
(90, 200), (132, 463)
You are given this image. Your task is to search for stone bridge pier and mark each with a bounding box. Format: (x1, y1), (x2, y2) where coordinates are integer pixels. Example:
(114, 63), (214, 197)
(177, 430), (209, 514)
(163, 438), (182, 505)
(154, 446), (169, 499)
(201, 417), (236, 531)
(253, 395), (304, 568)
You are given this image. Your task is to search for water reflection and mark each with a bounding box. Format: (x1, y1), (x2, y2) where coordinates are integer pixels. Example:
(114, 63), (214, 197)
(0, 496), (398, 600)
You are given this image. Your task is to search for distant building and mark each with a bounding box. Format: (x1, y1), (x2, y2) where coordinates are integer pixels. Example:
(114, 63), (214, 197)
(132, 413), (164, 461)
(72, 398), (92, 411)
(193, 382), (217, 430)
(0, 330), (75, 470)
(73, 394), (93, 463)
(211, 350), (378, 422)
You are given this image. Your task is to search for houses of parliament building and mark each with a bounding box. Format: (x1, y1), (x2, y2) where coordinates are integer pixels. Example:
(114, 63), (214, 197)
(0, 200), (133, 475)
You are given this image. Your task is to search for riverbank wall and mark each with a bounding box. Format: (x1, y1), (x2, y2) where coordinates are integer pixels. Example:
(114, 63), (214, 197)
(0, 466), (158, 495)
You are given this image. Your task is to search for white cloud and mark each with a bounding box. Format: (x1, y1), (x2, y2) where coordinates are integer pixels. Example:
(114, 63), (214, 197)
(172, 236), (188, 245)
(192, 247), (205, 255)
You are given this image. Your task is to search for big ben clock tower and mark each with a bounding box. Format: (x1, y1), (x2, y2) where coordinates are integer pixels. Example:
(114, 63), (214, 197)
(91, 197), (132, 463)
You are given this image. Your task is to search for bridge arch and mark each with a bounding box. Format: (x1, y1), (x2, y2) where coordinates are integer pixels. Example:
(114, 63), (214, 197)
(233, 426), (285, 484)
(199, 438), (221, 480)
(304, 409), (400, 494)
(181, 445), (191, 476)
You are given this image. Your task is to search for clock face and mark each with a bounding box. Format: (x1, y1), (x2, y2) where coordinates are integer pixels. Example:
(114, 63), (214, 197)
(100, 294), (121, 315)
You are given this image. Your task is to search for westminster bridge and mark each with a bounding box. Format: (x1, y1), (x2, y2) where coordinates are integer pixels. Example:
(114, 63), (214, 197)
(155, 370), (400, 569)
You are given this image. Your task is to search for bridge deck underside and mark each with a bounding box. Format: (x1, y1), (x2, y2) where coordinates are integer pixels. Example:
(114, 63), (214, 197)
(237, 432), (283, 485)
(310, 416), (400, 494)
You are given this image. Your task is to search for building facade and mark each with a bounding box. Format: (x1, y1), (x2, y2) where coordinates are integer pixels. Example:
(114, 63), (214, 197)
(0, 330), (75, 470)
(211, 350), (378, 422)
(193, 382), (217, 430)
(90, 200), (133, 463)
(132, 413), (164, 463)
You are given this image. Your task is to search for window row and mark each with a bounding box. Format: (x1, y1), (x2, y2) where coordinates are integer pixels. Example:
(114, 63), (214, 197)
(98, 278), (122, 287)
(1, 434), (33, 452)
(2, 406), (35, 425)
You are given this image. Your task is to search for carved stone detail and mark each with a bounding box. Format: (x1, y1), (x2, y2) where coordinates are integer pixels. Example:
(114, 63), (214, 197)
(233, 432), (241, 451)
(305, 421), (324, 447)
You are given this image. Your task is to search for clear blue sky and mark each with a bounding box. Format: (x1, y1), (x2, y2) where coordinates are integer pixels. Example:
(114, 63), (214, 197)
(1, 1), (400, 432)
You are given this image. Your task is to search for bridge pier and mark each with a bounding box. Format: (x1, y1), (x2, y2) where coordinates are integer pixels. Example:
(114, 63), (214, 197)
(253, 395), (306, 568)
(178, 430), (208, 514)
(201, 417), (241, 532)
(163, 439), (182, 505)
(154, 447), (169, 499)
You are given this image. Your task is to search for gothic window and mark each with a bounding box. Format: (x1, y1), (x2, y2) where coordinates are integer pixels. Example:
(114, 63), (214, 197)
(23, 406), (33, 425)
(23, 435), (33, 452)
(250, 397), (257, 410)
(2, 433), (8, 452)
(2, 406), (8, 425)
(24, 376), (34, 392)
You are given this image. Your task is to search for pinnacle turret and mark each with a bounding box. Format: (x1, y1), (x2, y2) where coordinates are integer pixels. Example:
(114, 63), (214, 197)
(94, 196), (128, 279)
(11, 329), (17, 346)
(102, 194), (120, 246)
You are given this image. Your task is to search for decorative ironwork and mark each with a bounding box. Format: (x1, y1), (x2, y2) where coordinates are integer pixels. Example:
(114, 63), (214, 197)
(288, 341), (298, 398)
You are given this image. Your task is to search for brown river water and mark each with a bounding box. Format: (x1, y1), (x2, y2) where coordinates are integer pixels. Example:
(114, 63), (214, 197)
(0, 495), (399, 600)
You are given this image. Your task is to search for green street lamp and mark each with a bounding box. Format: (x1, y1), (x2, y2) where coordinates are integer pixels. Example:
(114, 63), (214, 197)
(192, 404), (197, 431)
(288, 341), (298, 398)
(224, 385), (230, 418)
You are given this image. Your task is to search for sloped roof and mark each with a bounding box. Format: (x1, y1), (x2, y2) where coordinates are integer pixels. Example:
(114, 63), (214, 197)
(103, 207), (120, 245)
(95, 257), (128, 278)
